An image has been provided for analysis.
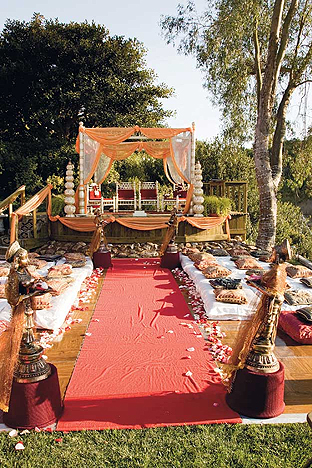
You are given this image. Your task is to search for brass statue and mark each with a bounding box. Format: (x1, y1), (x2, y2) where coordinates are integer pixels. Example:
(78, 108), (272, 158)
(0, 241), (51, 412)
(159, 208), (179, 256)
(245, 239), (291, 373)
(223, 240), (291, 383)
(88, 209), (111, 258)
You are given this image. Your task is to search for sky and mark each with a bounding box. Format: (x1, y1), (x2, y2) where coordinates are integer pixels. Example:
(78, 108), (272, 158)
(0, 0), (311, 141)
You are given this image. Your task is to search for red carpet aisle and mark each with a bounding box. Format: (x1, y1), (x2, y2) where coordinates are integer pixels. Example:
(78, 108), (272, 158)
(57, 259), (241, 430)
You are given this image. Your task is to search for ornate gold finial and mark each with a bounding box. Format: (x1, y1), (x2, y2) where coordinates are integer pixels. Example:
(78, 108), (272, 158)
(245, 240), (291, 374)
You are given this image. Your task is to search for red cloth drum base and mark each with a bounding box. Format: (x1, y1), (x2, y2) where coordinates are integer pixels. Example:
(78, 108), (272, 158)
(3, 364), (63, 429)
(93, 251), (112, 269)
(226, 362), (285, 418)
(160, 252), (181, 270)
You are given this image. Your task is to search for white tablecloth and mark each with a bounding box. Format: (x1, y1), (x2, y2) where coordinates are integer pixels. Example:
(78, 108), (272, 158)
(0, 257), (93, 331)
(180, 254), (309, 320)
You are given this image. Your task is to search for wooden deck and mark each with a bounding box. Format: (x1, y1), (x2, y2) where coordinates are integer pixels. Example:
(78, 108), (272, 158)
(43, 269), (312, 416)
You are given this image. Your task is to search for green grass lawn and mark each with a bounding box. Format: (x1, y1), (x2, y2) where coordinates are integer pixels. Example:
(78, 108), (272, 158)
(0, 423), (311, 468)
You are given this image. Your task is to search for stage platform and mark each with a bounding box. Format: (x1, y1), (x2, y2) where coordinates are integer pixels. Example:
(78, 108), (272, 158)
(49, 212), (232, 244)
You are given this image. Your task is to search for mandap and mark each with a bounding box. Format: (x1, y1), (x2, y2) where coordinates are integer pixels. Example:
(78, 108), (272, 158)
(75, 123), (196, 214)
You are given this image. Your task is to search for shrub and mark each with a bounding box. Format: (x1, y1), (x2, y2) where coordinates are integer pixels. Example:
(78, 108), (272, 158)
(203, 195), (231, 216)
(276, 201), (312, 259)
(51, 194), (65, 216)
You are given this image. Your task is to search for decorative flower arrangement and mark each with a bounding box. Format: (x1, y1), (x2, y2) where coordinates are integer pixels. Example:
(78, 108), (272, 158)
(172, 267), (232, 366)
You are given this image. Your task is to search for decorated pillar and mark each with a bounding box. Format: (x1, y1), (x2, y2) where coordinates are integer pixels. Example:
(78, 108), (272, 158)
(189, 121), (196, 214)
(78, 122), (86, 215)
(64, 161), (76, 217)
(193, 162), (204, 217)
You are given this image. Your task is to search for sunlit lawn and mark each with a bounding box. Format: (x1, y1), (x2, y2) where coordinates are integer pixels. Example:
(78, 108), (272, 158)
(0, 423), (311, 468)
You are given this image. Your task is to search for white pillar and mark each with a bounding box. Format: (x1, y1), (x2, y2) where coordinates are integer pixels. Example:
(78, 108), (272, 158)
(64, 160), (76, 217)
(189, 121), (196, 215)
(193, 162), (204, 217)
(78, 122), (86, 215)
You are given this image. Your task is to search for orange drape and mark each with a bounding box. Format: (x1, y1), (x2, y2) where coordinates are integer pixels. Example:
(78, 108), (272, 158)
(114, 217), (169, 231)
(140, 128), (192, 139)
(89, 141), (172, 164)
(180, 214), (231, 239)
(49, 215), (115, 232)
(76, 126), (193, 150)
(76, 126), (140, 149)
(182, 184), (194, 215)
(142, 141), (171, 159)
(10, 185), (53, 243)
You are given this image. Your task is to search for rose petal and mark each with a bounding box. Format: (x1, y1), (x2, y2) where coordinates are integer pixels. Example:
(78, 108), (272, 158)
(185, 370), (193, 377)
(9, 429), (18, 437)
(187, 347), (195, 352)
(15, 442), (25, 450)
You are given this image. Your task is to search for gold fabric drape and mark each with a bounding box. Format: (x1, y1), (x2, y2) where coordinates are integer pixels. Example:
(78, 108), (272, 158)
(48, 213), (228, 233)
(0, 302), (25, 412)
(10, 185), (53, 243)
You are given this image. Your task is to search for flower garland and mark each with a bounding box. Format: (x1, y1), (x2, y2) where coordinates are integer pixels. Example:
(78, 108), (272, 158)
(172, 267), (232, 365)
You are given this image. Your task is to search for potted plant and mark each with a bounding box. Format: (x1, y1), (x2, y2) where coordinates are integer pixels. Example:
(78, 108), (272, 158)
(203, 195), (231, 216)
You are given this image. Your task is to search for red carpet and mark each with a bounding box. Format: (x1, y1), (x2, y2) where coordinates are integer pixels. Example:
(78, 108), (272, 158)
(57, 259), (241, 430)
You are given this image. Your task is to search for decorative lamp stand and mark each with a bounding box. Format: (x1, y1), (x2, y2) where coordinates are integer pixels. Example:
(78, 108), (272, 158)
(226, 241), (291, 419)
(160, 241), (181, 270)
(226, 289), (286, 418)
(92, 212), (112, 269)
(3, 297), (63, 429)
(160, 209), (181, 270)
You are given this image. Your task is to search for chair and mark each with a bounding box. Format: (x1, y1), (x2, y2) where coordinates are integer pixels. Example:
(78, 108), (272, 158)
(138, 181), (160, 212)
(115, 181), (136, 212)
(87, 183), (115, 213)
(87, 183), (102, 213)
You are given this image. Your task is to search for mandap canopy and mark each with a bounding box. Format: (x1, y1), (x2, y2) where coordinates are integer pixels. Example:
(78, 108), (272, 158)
(76, 124), (195, 214)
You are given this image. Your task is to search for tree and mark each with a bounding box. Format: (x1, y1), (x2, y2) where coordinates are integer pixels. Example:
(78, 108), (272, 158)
(161, 0), (312, 249)
(0, 14), (174, 198)
(281, 131), (312, 202)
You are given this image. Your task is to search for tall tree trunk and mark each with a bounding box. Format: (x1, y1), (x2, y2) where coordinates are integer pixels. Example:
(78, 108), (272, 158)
(254, 123), (277, 251)
(254, 0), (285, 250)
(271, 83), (294, 188)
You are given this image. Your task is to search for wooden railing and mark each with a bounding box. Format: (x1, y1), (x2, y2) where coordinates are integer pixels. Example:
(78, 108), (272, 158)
(203, 180), (248, 239)
(0, 185), (26, 229)
(203, 180), (248, 213)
